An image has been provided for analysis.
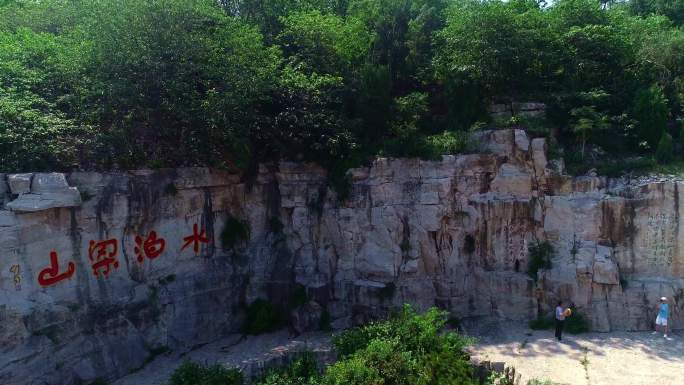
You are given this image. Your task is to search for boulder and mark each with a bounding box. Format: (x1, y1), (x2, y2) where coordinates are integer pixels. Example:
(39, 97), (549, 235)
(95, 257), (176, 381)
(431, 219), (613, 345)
(6, 173), (82, 212)
(6, 190), (82, 212)
(8, 173), (32, 195)
(31, 173), (70, 193)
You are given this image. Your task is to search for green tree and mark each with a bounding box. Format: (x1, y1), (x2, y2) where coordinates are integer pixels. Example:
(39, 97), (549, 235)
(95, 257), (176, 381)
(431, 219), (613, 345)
(632, 85), (669, 149)
(570, 105), (609, 158)
(435, 0), (559, 103)
(73, 0), (279, 169)
(278, 10), (373, 75)
(0, 28), (90, 172)
(631, 0), (684, 26)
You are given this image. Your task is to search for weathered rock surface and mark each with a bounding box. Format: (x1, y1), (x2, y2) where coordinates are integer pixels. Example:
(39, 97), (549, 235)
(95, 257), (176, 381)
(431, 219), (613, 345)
(6, 173), (81, 212)
(0, 129), (682, 384)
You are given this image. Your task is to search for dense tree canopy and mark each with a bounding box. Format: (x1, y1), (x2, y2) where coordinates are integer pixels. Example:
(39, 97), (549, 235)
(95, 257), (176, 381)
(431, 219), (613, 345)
(2, 0), (684, 180)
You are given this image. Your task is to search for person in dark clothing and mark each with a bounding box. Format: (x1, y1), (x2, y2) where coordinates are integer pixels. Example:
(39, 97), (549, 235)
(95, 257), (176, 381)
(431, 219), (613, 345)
(555, 301), (566, 341)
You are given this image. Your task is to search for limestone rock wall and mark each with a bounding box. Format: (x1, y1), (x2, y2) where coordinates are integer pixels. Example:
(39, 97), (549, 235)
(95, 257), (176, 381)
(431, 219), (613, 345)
(1, 129), (683, 384)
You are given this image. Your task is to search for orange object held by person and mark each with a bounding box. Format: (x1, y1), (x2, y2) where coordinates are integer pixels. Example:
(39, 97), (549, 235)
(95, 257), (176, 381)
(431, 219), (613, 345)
(564, 308), (572, 317)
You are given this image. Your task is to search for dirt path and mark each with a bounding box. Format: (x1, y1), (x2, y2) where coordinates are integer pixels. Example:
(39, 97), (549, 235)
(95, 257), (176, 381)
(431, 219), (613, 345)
(465, 319), (684, 385)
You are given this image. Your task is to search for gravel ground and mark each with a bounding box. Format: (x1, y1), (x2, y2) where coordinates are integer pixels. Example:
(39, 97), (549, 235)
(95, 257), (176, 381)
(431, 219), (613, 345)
(465, 319), (684, 385)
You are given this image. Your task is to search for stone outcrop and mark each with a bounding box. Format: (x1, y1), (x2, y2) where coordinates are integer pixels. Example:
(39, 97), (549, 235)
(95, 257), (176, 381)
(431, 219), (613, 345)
(0, 129), (682, 385)
(6, 173), (82, 212)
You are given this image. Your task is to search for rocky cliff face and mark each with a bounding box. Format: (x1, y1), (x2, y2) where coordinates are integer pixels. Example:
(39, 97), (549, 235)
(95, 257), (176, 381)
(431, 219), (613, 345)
(1, 129), (682, 384)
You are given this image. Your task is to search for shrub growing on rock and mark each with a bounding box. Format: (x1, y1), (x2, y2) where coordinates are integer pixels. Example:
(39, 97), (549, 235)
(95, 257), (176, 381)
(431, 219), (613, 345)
(221, 216), (251, 249)
(244, 299), (283, 335)
(166, 361), (243, 385)
(527, 241), (553, 281)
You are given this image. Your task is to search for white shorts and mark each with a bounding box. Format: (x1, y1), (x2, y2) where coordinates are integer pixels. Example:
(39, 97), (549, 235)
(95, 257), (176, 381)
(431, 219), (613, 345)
(656, 315), (667, 326)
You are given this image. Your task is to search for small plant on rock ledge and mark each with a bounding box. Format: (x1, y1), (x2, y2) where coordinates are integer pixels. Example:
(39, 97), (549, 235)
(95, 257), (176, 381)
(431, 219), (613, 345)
(527, 240), (553, 281)
(221, 216), (250, 250)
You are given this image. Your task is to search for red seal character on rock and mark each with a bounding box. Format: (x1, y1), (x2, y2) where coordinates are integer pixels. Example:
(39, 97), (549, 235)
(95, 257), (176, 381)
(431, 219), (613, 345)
(181, 223), (209, 254)
(88, 239), (119, 278)
(135, 231), (166, 262)
(38, 251), (75, 286)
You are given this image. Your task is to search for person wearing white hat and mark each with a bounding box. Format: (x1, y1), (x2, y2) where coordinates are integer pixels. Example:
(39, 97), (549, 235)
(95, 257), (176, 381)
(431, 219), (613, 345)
(653, 297), (671, 339)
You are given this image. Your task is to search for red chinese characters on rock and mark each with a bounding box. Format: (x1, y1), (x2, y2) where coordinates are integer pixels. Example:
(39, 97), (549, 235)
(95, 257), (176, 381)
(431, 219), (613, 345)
(181, 223), (209, 254)
(135, 231), (166, 262)
(88, 239), (119, 278)
(38, 251), (75, 287)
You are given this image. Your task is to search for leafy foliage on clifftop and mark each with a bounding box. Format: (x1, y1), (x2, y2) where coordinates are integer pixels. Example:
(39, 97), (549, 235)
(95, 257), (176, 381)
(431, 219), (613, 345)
(3, 0), (684, 177)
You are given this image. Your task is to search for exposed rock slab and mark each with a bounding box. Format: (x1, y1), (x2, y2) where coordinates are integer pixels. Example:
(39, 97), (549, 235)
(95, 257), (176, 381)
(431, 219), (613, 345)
(1, 130), (683, 385)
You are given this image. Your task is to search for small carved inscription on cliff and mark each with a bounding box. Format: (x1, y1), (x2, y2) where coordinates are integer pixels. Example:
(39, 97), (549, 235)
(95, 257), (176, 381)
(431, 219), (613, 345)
(643, 213), (676, 267)
(505, 222), (527, 269)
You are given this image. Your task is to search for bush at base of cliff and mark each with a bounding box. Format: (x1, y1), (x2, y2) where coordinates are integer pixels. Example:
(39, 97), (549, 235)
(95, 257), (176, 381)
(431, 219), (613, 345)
(166, 361), (243, 385)
(528, 316), (554, 330)
(256, 352), (320, 385)
(565, 311), (589, 334)
(326, 305), (477, 385)
(244, 299), (283, 335)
